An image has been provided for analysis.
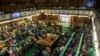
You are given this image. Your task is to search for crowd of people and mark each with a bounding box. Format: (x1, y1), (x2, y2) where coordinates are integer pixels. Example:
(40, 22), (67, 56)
(0, 19), (48, 56)
(0, 18), (94, 56)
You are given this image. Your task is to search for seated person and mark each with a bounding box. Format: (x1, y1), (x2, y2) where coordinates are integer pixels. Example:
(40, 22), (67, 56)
(7, 47), (15, 56)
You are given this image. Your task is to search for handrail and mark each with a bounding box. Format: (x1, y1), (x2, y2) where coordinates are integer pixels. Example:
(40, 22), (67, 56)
(59, 32), (75, 56)
(75, 33), (84, 56)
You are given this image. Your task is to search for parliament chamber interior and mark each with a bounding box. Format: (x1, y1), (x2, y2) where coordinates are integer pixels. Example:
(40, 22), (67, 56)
(0, 0), (100, 56)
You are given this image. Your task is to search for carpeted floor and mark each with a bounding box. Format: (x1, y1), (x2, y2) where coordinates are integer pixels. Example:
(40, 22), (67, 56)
(25, 47), (35, 56)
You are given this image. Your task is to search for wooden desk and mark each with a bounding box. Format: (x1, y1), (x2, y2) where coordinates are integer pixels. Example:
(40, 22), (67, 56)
(36, 34), (59, 47)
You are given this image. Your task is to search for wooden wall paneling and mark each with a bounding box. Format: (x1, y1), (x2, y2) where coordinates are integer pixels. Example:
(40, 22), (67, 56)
(37, 15), (41, 20)
(85, 17), (88, 24)
(80, 17), (88, 25)
(70, 16), (74, 26)
(49, 15), (53, 20)
(73, 16), (78, 26)
(72, 16), (75, 26)
(83, 17), (86, 25)
(70, 16), (73, 26)
(71, 16), (74, 26)
(45, 15), (48, 20)
(47, 15), (53, 20)
(71, 16), (86, 27)
(77, 16), (80, 26)
(57, 15), (60, 22)
(79, 17), (83, 26)
(73, 16), (76, 26)
(78, 17), (81, 25)
(86, 18), (91, 24)
(89, 19), (92, 24)
(76, 17), (79, 26)
(55, 15), (60, 22)
(87, 18), (92, 25)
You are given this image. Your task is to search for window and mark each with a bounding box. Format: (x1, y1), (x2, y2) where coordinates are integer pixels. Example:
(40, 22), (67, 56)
(60, 15), (71, 27)
(60, 15), (70, 23)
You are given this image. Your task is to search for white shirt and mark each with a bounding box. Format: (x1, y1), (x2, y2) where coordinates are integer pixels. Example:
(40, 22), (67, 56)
(60, 46), (64, 51)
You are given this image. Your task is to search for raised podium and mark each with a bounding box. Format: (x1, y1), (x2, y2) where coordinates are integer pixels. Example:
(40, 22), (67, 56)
(36, 33), (59, 47)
